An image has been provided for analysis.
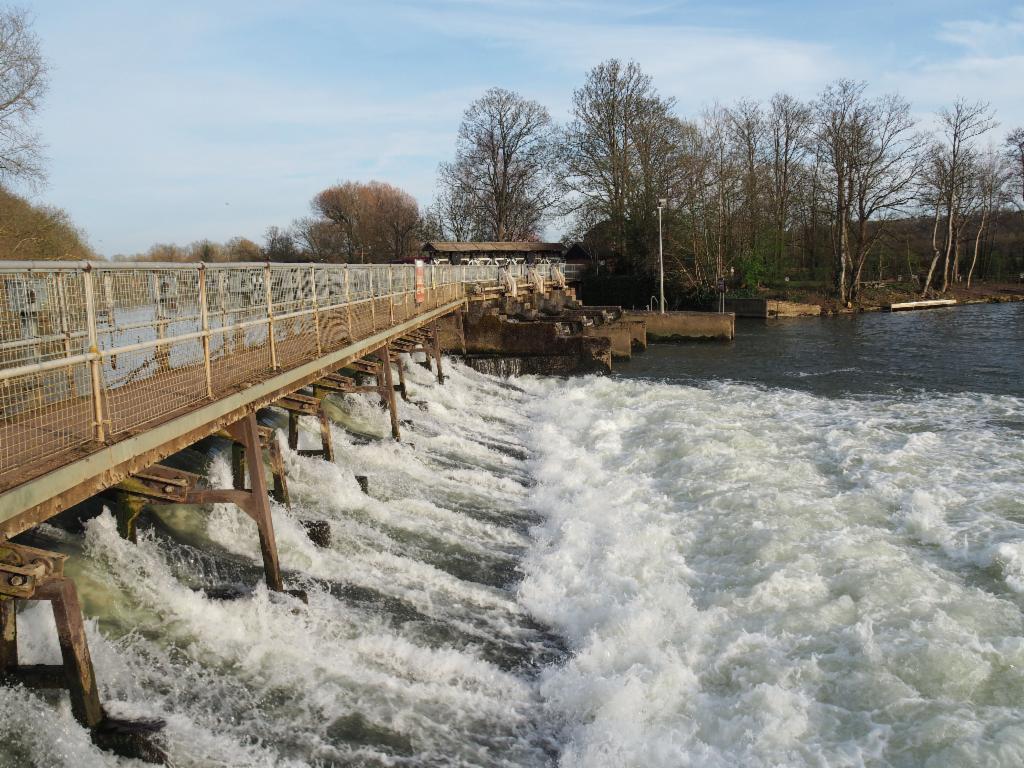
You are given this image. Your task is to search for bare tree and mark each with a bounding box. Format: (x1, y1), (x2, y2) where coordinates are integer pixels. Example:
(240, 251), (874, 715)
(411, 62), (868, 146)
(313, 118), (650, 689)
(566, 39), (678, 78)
(562, 60), (652, 262)
(264, 226), (299, 262)
(921, 99), (997, 294)
(1006, 127), (1024, 209)
(439, 87), (557, 242)
(311, 181), (422, 262)
(966, 149), (1011, 286)
(815, 80), (922, 304)
(0, 7), (47, 185)
(726, 99), (764, 264)
(426, 183), (480, 242)
(765, 93), (812, 274)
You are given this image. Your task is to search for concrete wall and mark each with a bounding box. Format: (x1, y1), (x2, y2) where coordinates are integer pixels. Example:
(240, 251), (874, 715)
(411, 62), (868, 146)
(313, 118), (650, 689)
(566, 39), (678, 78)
(461, 313), (612, 373)
(622, 310), (734, 341)
(723, 298), (822, 318)
(723, 298), (768, 318)
(769, 300), (821, 317)
(582, 320), (635, 359)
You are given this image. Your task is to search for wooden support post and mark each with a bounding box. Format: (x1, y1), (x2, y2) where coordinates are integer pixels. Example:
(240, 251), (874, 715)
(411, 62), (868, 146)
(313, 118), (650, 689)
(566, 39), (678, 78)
(378, 345), (401, 441)
(394, 353), (410, 401)
(287, 410), (300, 451)
(112, 491), (147, 544)
(231, 442), (246, 490)
(432, 321), (445, 384)
(33, 578), (105, 728)
(1, 598), (16, 673)
(318, 406), (335, 463)
(267, 431), (290, 507)
(374, 365), (387, 408)
(225, 414), (283, 592)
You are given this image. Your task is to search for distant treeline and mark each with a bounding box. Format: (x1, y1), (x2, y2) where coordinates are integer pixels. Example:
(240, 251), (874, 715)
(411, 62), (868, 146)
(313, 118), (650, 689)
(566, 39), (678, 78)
(0, 187), (95, 261)
(111, 180), (431, 265)
(423, 63), (1024, 303)
(128, 62), (1023, 305)
(2, 2), (1022, 302)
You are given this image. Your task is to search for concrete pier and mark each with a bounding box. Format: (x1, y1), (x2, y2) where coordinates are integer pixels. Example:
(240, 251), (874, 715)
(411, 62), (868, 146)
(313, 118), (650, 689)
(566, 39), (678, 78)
(622, 310), (735, 341)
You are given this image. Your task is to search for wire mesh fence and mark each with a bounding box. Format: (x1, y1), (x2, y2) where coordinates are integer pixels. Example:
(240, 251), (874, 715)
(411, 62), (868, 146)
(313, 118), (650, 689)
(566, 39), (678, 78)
(0, 260), (524, 488)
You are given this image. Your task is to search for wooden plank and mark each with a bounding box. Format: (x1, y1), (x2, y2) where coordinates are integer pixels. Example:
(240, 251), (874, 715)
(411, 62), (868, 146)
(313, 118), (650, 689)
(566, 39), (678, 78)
(889, 299), (957, 311)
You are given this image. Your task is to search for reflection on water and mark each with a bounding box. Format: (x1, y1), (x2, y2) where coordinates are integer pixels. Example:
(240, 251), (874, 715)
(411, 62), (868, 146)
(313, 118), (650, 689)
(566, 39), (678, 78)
(618, 302), (1024, 397)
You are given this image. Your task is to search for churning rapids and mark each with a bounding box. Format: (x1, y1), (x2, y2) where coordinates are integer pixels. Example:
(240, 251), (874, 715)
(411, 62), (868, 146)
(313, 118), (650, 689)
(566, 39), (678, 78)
(3, 302), (1024, 767)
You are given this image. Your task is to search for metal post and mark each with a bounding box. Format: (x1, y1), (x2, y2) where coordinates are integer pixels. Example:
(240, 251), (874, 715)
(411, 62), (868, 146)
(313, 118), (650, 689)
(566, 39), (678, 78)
(54, 272), (76, 397)
(344, 268), (354, 340)
(150, 273), (169, 372)
(658, 201), (666, 314)
(369, 269), (377, 331)
(82, 265), (106, 442)
(310, 264), (322, 356)
(388, 266), (395, 323)
(265, 263), (278, 370)
(198, 264), (214, 399)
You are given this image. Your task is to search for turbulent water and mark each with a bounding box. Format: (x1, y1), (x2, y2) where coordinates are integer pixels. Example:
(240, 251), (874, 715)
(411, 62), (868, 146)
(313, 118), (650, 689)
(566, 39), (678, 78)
(3, 303), (1024, 767)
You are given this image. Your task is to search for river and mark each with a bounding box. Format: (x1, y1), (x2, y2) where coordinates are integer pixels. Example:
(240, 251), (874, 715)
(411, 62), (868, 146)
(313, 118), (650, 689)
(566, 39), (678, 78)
(2, 302), (1023, 766)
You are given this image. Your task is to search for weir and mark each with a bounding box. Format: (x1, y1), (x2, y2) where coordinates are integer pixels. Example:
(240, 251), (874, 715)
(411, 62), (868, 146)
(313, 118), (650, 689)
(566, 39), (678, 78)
(0, 258), (725, 760)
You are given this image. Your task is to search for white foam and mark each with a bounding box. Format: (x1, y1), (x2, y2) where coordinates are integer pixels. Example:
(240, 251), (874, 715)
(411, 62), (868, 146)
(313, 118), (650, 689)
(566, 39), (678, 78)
(520, 376), (1024, 767)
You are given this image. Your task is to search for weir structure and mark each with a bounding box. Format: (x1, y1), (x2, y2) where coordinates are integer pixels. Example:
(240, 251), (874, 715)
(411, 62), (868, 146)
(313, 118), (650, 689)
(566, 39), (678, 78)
(0, 258), (569, 761)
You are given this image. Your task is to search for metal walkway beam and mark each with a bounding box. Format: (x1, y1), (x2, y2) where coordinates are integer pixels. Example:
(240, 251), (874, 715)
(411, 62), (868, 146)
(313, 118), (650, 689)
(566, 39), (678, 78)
(0, 299), (465, 538)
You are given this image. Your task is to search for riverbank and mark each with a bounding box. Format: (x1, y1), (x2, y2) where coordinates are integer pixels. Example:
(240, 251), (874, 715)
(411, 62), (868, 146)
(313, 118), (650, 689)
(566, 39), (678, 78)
(756, 279), (1024, 314)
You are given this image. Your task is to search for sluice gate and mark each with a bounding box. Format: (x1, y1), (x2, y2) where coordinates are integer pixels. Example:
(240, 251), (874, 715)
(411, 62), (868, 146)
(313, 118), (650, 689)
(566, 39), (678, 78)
(0, 259), (569, 761)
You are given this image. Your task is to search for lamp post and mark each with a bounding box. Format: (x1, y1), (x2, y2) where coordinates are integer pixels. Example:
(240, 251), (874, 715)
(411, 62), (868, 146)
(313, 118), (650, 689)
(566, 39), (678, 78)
(657, 198), (667, 314)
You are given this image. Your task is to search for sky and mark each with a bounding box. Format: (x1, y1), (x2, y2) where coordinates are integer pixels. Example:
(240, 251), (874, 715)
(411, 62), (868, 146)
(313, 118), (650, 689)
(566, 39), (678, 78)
(15, 0), (1024, 256)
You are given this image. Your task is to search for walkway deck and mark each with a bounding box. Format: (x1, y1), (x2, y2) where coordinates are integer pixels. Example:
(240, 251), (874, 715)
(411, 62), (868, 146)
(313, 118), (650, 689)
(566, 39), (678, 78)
(0, 260), (557, 537)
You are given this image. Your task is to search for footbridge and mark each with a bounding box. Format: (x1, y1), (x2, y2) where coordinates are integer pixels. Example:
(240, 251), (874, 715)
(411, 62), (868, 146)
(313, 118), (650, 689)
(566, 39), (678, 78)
(0, 259), (568, 759)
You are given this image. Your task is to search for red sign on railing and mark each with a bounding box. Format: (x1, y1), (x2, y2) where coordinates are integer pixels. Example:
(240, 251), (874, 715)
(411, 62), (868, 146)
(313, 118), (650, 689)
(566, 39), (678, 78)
(414, 260), (425, 304)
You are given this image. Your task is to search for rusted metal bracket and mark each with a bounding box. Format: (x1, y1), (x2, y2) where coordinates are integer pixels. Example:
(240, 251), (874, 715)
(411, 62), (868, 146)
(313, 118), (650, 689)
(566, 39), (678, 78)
(346, 359), (381, 375)
(216, 424), (290, 507)
(0, 541), (66, 599)
(277, 392), (334, 465)
(110, 464), (201, 542)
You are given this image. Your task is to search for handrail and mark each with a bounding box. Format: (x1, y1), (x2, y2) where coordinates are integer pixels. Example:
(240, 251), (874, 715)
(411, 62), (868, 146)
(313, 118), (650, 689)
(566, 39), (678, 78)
(0, 260), (559, 484)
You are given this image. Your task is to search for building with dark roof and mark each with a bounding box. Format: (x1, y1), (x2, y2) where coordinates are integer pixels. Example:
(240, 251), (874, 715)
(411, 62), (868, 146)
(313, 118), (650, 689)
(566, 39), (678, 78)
(422, 241), (565, 264)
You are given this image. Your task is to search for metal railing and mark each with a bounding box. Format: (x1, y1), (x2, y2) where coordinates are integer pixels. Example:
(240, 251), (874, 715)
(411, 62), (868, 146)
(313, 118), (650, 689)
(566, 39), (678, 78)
(561, 263), (587, 281)
(0, 261), (552, 486)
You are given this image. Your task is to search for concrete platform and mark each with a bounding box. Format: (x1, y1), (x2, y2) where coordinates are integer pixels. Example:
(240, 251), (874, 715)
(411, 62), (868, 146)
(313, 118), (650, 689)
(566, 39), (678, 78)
(622, 311), (735, 341)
